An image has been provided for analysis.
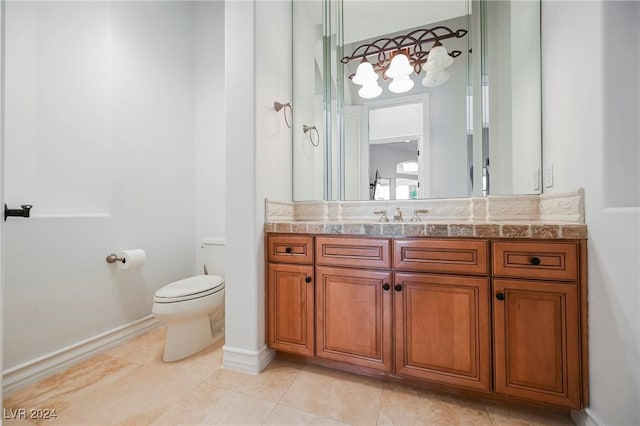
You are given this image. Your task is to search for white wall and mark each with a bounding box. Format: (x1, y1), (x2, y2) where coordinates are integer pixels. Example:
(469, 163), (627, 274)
(2, 1), (221, 371)
(542, 2), (640, 425)
(194, 1), (226, 273)
(223, 0), (292, 373)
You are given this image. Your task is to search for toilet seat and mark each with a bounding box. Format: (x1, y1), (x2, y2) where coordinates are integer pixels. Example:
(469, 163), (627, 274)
(154, 275), (224, 303)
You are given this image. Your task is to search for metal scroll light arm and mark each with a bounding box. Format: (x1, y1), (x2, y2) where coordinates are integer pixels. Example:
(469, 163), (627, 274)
(340, 26), (468, 78)
(302, 124), (320, 147)
(273, 101), (292, 128)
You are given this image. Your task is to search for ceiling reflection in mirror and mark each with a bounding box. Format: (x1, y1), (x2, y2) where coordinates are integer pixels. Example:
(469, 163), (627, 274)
(292, 0), (542, 201)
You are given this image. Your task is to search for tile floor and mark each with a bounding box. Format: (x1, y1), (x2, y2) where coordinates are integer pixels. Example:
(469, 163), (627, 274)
(3, 326), (575, 425)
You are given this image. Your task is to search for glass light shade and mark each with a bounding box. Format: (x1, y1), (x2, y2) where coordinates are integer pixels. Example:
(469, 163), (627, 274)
(388, 75), (414, 94)
(425, 46), (454, 71)
(385, 53), (413, 79)
(358, 81), (382, 99)
(422, 70), (450, 88)
(352, 61), (378, 85)
(428, 45), (448, 59)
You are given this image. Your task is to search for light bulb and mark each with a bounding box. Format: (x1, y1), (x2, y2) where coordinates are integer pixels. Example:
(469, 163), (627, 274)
(386, 53), (413, 79)
(426, 45), (453, 71)
(422, 70), (450, 88)
(388, 75), (414, 94)
(358, 81), (382, 99)
(352, 61), (378, 85)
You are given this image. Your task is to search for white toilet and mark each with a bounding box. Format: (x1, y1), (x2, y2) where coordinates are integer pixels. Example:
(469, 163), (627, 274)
(152, 237), (225, 362)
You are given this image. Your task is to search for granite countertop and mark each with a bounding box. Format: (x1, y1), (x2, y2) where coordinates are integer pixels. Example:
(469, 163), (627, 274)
(264, 221), (587, 239)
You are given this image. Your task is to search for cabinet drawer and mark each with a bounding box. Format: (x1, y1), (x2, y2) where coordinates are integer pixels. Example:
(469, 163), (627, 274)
(393, 239), (489, 275)
(492, 241), (578, 280)
(316, 236), (391, 269)
(267, 235), (314, 264)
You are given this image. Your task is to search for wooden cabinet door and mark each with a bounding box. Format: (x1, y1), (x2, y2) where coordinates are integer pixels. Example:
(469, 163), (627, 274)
(267, 263), (315, 356)
(316, 266), (392, 371)
(493, 278), (581, 408)
(394, 273), (491, 392)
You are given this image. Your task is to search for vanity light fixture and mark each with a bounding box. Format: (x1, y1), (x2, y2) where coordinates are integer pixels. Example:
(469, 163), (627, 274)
(341, 26), (467, 99)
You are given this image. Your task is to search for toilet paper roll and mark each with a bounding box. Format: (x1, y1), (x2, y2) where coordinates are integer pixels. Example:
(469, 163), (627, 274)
(116, 249), (147, 270)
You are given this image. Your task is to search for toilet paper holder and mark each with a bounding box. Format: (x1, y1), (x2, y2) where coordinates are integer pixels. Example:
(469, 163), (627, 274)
(105, 253), (124, 264)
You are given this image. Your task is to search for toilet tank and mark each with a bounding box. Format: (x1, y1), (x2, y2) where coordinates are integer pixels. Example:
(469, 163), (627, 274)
(202, 236), (225, 278)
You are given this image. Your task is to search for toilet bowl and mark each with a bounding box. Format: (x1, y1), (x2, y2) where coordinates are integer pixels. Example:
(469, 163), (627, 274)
(152, 237), (225, 362)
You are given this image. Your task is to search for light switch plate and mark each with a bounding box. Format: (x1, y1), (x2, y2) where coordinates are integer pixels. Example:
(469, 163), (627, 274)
(544, 163), (554, 188)
(533, 168), (541, 191)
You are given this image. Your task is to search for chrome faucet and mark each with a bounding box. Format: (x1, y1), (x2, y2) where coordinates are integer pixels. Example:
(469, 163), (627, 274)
(393, 208), (404, 222)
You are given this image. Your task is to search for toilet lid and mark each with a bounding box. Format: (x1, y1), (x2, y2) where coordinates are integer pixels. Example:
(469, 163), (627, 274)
(155, 275), (224, 300)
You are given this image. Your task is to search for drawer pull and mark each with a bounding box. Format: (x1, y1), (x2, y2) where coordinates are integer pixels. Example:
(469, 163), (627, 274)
(530, 256), (541, 266)
(305, 276), (312, 283)
(383, 283), (390, 291)
(496, 292), (505, 301)
(394, 284), (403, 292)
(285, 247), (292, 253)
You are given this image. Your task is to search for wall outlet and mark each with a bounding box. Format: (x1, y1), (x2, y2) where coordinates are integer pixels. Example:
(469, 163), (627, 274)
(544, 163), (554, 188)
(533, 168), (541, 191)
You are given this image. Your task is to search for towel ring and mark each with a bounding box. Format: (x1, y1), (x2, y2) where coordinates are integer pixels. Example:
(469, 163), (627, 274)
(302, 124), (320, 147)
(273, 101), (292, 128)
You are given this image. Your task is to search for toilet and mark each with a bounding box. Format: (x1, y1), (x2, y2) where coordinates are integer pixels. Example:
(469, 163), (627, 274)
(152, 237), (225, 362)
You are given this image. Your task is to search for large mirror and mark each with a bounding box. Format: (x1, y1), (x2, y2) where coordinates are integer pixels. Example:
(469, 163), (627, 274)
(292, 0), (541, 201)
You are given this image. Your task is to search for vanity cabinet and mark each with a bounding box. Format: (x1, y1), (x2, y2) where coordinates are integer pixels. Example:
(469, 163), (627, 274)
(393, 239), (491, 392)
(265, 234), (587, 410)
(492, 241), (582, 409)
(315, 236), (393, 371)
(315, 266), (392, 371)
(266, 235), (315, 357)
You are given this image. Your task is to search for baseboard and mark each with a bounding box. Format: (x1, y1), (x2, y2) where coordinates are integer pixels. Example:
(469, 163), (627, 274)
(222, 344), (275, 375)
(2, 315), (162, 395)
(571, 408), (604, 426)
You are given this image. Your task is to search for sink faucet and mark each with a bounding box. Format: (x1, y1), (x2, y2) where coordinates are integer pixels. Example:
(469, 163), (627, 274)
(373, 209), (389, 222)
(393, 208), (403, 222)
(410, 209), (430, 222)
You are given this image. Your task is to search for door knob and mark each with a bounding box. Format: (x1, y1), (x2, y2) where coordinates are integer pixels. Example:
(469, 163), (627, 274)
(383, 283), (390, 291)
(496, 292), (505, 301)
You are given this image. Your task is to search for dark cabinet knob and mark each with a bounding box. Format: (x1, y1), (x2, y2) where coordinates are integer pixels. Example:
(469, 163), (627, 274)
(530, 256), (541, 265)
(285, 247), (292, 254)
(383, 283), (390, 291)
(394, 284), (402, 292)
(305, 276), (312, 283)
(496, 292), (505, 301)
